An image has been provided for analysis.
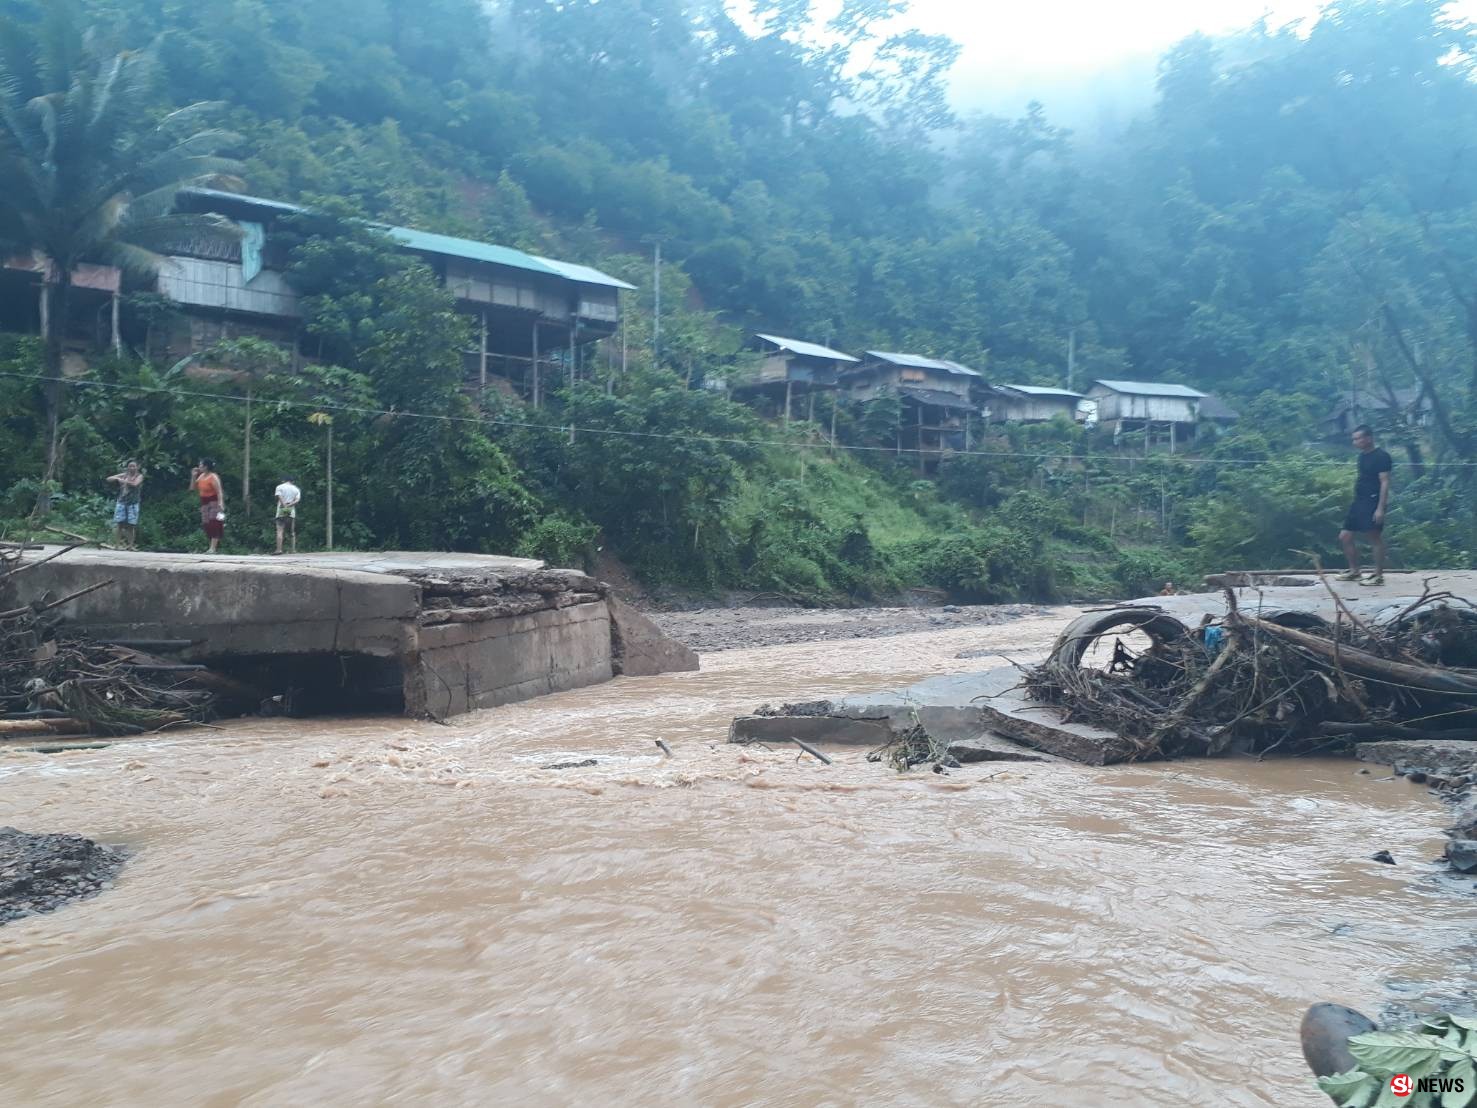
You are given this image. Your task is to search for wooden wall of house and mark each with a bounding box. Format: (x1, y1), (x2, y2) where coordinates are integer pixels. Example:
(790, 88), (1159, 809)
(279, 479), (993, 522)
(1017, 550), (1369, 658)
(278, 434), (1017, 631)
(575, 288), (620, 323)
(846, 366), (971, 403)
(444, 260), (570, 321)
(994, 396), (1076, 423)
(1089, 391), (1198, 424)
(157, 257), (300, 318)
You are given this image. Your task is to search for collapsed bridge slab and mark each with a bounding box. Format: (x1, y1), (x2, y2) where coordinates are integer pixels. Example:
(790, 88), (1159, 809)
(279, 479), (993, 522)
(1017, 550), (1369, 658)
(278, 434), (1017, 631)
(1, 548), (698, 719)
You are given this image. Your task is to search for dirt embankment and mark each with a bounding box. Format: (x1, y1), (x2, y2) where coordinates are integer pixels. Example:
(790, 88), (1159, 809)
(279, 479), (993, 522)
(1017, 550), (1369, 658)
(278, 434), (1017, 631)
(648, 602), (1054, 653)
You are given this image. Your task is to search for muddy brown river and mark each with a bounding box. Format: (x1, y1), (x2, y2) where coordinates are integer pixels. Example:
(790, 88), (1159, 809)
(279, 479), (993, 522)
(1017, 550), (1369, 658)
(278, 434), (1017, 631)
(2, 614), (1472, 1106)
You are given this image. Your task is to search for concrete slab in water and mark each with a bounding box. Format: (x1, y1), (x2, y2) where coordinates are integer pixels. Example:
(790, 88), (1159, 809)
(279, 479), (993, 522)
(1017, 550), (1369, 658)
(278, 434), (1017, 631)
(3, 546), (699, 719)
(1355, 739), (1477, 777)
(730, 669), (1064, 763)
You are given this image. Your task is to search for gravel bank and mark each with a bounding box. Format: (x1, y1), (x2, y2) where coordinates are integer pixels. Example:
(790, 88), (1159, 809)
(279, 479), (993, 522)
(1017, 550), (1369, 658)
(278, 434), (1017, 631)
(0, 827), (125, 923)
(648, 602), (1055, 653)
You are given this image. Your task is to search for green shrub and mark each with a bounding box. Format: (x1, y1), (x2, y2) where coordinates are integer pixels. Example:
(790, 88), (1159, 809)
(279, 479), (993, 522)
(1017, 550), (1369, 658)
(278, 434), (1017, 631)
(516, 515), (599, 569)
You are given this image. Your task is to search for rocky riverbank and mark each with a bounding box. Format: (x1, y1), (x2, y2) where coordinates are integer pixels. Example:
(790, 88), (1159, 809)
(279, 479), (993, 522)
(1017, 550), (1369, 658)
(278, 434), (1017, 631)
(0, 827), (124, 923)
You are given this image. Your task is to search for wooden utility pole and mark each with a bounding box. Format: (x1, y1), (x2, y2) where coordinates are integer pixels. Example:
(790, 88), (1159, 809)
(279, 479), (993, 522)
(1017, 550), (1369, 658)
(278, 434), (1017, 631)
(478, 308), (490, 390)
(325, 422), (334, 552)
(531, 322), (541, 408)
(652, 242), (661, 368)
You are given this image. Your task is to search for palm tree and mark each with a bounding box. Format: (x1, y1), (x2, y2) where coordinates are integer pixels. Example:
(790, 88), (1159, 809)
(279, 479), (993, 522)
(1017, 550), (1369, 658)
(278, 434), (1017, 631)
(0, 4), (243, 509)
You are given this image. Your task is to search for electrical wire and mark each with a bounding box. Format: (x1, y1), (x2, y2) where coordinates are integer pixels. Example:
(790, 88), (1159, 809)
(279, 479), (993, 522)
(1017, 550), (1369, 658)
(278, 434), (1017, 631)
(5, 368), (1476, 469)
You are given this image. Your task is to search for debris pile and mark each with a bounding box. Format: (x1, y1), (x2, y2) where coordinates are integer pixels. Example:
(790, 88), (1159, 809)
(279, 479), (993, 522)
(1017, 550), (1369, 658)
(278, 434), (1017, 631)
(1, 543), (219, 737)
(1027, 584), (1477, 762)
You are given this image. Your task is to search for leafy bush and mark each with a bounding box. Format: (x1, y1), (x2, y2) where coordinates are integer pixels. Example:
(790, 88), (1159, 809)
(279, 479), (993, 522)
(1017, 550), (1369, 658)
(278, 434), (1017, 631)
(515, 515), (599, 570)
(1317, 1013), (1477, 1107)
(1113, 548), (1194, 599)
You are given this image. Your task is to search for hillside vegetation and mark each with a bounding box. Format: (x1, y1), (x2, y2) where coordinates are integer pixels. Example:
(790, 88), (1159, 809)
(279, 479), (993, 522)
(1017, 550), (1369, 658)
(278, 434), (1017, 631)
(0, 0), (1473, 601)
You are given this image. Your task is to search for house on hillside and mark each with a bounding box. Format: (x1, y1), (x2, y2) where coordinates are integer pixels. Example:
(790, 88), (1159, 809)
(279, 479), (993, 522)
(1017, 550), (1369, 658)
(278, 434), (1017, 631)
(152, 188), (633, 402)
(1323, 387), (1432, 438)
(1198, 392), (1241, 426)
(841, 350), (985, 458)
(990, 384), (1084, 424)
(1086, 379), (1207, 448)
(734, 333), (859, 423)
(0, 254), (123, 371)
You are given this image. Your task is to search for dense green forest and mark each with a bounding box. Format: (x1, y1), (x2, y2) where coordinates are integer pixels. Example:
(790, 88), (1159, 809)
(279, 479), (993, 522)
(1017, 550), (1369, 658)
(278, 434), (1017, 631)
(1, 0), (1474, 602)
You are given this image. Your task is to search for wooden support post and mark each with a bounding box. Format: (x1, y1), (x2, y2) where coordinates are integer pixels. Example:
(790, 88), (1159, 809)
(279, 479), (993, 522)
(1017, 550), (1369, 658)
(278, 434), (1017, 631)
(917, 402), (925, 473)
(531, 322), (541, 408)
(479, 308), (488, 391)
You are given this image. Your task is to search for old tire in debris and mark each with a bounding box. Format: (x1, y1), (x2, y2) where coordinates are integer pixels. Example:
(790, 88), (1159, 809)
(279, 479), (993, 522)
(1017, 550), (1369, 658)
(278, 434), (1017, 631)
(1047, 608), (1189, 671)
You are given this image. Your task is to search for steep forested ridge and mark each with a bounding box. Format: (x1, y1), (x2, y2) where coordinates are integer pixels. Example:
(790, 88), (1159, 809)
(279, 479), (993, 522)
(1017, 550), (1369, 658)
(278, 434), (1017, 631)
(0, 0), (1474, 599)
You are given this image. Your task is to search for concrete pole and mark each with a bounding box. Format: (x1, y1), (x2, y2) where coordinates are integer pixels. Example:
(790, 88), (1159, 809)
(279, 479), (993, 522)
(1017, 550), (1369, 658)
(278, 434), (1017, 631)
(479, 309), (488, 391)
(653, 242), (661, 368)
(531, 322), (540, 408)
(784, 379), (792, 426)
(325, 424), (334, 552)
(111, 293), (121, 355)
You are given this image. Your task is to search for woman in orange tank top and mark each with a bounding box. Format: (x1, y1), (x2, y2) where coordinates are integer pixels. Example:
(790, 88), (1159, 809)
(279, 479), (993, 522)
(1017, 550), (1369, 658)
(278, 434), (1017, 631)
(191, 458), (226, 553)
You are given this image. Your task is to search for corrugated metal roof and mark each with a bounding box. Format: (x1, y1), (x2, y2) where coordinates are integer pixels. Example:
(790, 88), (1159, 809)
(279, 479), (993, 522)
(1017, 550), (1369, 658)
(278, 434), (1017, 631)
(1091, 379), (1207, 398)
(531, 255), (637, 291)
(387, 226), (563, 278)
(1000, 384), (1083, 399)
(177, 187), (307, 215)
(865, 350), (982, 377)
(896, 385), (978, 411)
(178, 188), (634, 291)
(755, 333), (860, 363)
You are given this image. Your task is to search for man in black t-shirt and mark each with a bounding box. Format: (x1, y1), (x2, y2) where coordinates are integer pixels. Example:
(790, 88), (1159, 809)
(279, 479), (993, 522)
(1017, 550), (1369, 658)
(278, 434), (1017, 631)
(1336, 424), (1393, 585)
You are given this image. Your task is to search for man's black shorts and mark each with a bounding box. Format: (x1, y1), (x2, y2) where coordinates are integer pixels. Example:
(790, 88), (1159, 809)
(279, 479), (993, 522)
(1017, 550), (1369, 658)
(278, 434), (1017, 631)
(1343, 497), (1382, 534)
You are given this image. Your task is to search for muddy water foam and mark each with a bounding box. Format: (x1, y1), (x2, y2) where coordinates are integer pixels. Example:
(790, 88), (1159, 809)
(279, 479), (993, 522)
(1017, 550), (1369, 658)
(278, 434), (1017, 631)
(0, 616), (1469, 1106)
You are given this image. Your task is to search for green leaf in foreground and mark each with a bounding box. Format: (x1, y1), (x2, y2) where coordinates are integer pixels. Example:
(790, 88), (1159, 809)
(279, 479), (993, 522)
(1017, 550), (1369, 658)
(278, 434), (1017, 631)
(1317, 1069), (1378, 1107)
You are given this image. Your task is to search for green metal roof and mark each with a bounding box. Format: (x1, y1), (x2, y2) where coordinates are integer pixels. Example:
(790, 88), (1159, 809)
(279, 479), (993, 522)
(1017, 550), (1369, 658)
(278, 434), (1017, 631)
(177, 188), (629, 290)
(385, 225), (563, 278)
(531, 254), (637, 290)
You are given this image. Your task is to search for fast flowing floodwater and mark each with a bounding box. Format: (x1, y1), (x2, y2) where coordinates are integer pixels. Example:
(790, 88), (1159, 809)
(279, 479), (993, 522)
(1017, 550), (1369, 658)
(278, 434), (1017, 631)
(1, 615), (1472, 1107)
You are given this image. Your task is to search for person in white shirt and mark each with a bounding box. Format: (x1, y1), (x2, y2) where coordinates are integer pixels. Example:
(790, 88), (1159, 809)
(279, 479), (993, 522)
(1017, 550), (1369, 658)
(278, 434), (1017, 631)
(274, 477), (302, 555)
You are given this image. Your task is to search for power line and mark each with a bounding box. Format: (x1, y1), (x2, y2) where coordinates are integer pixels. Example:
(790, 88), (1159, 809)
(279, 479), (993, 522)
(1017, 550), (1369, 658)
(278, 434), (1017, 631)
(5, 369), (1476, 469)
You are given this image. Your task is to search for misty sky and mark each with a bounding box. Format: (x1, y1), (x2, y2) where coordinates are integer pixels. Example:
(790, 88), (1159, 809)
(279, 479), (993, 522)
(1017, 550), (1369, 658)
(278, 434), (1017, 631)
(902, 0), (1477, 120)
